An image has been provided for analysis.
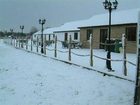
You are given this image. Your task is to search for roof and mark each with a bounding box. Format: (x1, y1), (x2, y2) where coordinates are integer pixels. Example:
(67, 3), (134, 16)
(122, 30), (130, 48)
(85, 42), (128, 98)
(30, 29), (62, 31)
(43, 27), (60, 34)
(33, 27), (59, 35)
(53, 19), (88, 32)
(34, 8), (140, 35)
(79, 8), (139, 28)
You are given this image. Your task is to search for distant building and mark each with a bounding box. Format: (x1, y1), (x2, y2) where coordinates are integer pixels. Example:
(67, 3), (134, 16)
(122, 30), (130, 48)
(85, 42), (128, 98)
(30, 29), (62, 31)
(33, 27), (58, 45)
(53, 20), (88, 42)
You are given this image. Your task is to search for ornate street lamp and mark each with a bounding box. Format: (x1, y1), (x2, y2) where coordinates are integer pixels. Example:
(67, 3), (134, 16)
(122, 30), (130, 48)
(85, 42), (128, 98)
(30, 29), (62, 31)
(20, 25), (24, 48)
(10, 29), (14, 45)
(103, 0), (118, 71)
(39, 19), (46, 53)
(10, 29), (13, 33)
(20, 25), (24, 34)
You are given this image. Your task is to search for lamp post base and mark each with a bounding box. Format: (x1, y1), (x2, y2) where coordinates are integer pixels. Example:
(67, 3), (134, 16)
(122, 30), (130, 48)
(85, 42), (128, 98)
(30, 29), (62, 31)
(41, 44), (44, 54)
(106, 51), (114, 71)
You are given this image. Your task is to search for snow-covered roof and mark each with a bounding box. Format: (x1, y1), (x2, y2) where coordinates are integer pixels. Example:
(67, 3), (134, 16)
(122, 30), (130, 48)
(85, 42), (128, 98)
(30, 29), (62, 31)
(34, 8), (139, 35)
(80, 8), (139, 28)
(53, 19), (88, 32)
(33, 30), (41, 35)
(43, 27), (60, 34)
(54, 9), (139, 32)
(33, 27), (59, 35)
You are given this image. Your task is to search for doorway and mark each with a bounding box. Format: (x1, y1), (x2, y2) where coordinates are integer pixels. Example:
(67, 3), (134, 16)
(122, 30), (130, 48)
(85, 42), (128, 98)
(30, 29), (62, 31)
(100, 29), (108, 49)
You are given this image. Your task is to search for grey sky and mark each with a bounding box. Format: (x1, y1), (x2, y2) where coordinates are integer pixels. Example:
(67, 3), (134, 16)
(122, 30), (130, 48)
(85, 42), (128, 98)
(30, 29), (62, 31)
(0, 0), (140, 32)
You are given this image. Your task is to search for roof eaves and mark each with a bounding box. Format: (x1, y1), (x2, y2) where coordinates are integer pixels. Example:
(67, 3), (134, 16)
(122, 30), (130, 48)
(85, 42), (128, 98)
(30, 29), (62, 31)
(78, 23), (137, 29)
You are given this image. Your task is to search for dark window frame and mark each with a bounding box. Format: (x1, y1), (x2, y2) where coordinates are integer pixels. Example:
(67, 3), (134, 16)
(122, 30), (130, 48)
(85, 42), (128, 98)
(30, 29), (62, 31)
(64, 33), (68, 41)
(100, 29), (108, 49)
(126, 27), (136, 41)
(74, 32), (78, 40)
(49, 34), (51, 41)
(87, 29), (93, 40)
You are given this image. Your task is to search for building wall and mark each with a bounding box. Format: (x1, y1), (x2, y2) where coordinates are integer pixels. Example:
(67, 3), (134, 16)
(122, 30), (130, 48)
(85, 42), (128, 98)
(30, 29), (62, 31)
(33, 34), (54, 40)
(80, 24), (137, 53)
(54, 31), (80, 42)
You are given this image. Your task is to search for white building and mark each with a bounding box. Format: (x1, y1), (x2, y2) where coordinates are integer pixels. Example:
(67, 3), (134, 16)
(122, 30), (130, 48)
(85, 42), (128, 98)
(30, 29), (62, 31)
(54, 19), (88, 42)
(33, 19), (88, 43)
(32, 27), (59, 44)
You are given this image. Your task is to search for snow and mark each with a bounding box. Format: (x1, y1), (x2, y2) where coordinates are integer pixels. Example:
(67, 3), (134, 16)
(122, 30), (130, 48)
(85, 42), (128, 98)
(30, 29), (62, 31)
(81, 8), (139, 28)
(53, 19), (88, 32)
(0, 39), (136, 105)
(34, 27), (60, 35)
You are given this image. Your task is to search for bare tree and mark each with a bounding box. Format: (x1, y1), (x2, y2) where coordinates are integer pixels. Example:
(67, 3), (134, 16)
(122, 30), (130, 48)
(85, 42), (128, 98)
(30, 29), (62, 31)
(30, 26), (38, 35)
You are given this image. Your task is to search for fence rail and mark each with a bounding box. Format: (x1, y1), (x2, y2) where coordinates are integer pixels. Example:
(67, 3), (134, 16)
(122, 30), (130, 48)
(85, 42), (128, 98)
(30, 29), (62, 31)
(3, 36), (136, 77)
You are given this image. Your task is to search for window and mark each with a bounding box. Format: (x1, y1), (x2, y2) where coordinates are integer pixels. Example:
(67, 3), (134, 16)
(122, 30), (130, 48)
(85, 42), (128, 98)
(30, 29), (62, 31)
(87, 29), (92, 40)
(49, 34), (51, 41)
(126, 27), (136, 41)
(53, 34), (55, 38)
(64, 33), (68, 41)
(74, 32), (78, 40)
(100, 29), (108, 43)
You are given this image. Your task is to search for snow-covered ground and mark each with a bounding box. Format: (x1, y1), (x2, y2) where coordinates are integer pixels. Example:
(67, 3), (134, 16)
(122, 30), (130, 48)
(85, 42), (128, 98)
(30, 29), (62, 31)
(10, 39), (136, 81)
(0, 39), (136, 105)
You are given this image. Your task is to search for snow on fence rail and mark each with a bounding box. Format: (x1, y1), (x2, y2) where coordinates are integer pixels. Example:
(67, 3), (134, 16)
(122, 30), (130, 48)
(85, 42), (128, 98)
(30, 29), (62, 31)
(3, 36), (136, 77)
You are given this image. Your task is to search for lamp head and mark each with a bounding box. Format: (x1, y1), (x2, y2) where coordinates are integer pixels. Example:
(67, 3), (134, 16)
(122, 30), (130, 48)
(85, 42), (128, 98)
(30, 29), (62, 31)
(39, 19), (41, 24)
(42, 19), (46, 24)
(113, 0), (118, 9)
(20, 25), (24, 29)
(103, 0), (109, 9)
(39, 19), (46, 24)
(10, 29), (13, 32)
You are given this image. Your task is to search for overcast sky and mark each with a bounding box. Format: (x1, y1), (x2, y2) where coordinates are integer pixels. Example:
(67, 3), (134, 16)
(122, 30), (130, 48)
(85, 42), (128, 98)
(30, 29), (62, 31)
(0, 0), (140, 32)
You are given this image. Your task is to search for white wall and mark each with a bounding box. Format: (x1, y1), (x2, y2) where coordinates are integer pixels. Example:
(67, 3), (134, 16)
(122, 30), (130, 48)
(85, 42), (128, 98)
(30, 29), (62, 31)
(54, 31), (80, 42)
(54, 32), (64, 41)
(33, 31), (80, 43)
(32, 34), (54, 42)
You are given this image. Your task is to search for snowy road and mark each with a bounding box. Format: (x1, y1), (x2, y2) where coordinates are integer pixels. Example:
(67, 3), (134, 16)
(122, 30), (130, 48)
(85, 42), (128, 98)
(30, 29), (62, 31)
(0, 40), (135, 105)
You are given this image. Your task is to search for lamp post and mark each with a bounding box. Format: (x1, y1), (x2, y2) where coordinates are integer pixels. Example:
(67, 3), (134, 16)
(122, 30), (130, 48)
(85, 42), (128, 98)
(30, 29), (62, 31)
(20, 25), (24, 48)
(39, 19), (46, 53)
(103, 0), (118, 71)
(10, 29), (13, 45)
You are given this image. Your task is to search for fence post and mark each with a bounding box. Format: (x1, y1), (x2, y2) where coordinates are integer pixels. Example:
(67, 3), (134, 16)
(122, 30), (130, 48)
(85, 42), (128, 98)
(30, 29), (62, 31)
(26, 37), (28, 50)
(13, 38), (15, 47)
(44, 34), (46, 55)
(19, 37), (20, 48)
(36, 36), (39, 53)
(11, 37), (12, 45)
(90, 34), (93, 66)
(31, 36), (33, 51)
(68, 35), (72, 61)
(21, 37), (24, 48)
(122, 34), (127, 76)
(16, 37), (17, 47)
(54, 36), (57, 57)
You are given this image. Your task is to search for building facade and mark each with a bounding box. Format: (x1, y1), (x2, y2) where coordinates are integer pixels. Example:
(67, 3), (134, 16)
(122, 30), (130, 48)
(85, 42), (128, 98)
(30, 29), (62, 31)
(54, 31), (80, 42)
(80, 23), (137, 53)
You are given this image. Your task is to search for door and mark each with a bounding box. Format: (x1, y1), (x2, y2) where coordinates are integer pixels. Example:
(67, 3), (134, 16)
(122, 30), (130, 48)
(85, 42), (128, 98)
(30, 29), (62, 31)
(100, 29), (108, 49)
